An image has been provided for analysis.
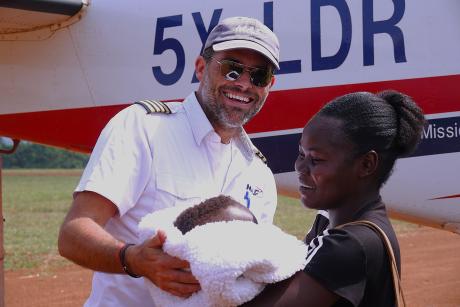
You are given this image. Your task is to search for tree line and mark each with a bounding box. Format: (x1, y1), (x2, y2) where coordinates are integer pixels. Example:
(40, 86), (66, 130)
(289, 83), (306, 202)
(0, 141), (89, 169)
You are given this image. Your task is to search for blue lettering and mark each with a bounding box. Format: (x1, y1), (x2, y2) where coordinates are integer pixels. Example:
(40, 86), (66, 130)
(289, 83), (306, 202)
(191, 9), (223, 83)
(264, 1), (302, 74)
(363, 0), (407, 66)
(264, 1), (274, 31)
(244, 190), (251, 208)
(152, 15), (185, 86)
(311, 0), (352, 71)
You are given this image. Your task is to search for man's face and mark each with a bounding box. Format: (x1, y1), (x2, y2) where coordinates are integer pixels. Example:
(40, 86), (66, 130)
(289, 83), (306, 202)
(195, 48), (275, 129)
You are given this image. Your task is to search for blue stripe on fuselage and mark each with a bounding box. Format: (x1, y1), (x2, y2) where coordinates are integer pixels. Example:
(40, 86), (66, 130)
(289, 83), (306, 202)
(251, 116), (460, 174)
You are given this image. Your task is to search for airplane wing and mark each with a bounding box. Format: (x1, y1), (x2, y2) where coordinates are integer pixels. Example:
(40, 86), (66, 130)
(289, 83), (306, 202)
(0, 0), (87, 40)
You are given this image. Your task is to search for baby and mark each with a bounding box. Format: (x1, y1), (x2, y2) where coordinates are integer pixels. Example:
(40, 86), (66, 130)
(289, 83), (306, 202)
(138, 195), (307, 307)
(174, 195), (257, 234)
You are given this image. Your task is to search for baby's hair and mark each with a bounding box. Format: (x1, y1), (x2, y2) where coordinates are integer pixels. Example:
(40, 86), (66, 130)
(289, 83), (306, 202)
(317, 90), (426, 186)
(174, 195), (258, 234)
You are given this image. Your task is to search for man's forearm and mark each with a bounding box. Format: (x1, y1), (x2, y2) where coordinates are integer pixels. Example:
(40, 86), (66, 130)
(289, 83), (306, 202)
(58, 191), (126, 273)
(58, 216), (125, 273)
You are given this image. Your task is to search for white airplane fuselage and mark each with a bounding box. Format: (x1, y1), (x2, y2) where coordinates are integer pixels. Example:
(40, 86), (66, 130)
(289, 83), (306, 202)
(1, 0), (459, 232)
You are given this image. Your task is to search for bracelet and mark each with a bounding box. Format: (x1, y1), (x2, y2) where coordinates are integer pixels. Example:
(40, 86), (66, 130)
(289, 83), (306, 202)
(118, 243), (141, 278)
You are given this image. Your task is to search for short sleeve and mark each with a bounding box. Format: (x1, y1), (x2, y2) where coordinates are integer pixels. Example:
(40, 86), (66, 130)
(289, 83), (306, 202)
(75, 105), (154, 216)
(303, 228), (367, 306)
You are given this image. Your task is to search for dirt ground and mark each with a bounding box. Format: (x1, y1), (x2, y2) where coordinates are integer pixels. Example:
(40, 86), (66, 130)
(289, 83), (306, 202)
(4, 226), (460, 307)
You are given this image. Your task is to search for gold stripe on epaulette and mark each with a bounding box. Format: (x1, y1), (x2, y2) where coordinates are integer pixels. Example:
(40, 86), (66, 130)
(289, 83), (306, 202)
(135, 100), (172, 114)
(144, 100), (160, 113)
(144, 99), (172, 114)
(253, 148), (268, 164)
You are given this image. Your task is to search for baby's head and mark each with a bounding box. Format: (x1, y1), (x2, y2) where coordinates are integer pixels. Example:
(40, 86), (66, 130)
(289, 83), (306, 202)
(174, 195), (258, 234)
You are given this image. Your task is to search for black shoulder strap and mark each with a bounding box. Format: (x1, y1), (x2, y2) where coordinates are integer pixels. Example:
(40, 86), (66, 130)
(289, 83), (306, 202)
(134, 99), (172, 114)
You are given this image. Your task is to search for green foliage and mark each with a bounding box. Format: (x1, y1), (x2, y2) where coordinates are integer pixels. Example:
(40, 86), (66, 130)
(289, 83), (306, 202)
(1, 142), (89, 169)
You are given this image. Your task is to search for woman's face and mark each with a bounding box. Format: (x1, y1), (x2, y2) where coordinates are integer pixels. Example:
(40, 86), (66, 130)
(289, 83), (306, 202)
(295, 115), (360, 210)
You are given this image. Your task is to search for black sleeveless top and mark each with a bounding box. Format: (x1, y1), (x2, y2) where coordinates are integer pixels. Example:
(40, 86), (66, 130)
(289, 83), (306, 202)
(303, 198), (400, 307)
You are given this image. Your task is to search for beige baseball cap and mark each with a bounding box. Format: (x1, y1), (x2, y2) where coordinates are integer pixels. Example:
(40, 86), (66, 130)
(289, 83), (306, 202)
(204, 16), (280, 69)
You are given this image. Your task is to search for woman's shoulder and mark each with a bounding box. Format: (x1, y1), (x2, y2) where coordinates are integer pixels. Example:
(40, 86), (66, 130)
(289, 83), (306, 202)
(304, 202), (398, 263)
(304, 210), (330, 243)
(303, 212), (396, 306)
(303, 223), (367, 306)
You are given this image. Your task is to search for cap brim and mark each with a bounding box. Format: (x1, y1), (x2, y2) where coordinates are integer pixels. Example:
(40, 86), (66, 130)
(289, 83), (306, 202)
(212, 40), (280, 70)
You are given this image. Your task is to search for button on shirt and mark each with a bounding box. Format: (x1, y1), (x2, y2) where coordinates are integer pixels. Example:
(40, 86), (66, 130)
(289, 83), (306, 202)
(75, 92), (277, 307)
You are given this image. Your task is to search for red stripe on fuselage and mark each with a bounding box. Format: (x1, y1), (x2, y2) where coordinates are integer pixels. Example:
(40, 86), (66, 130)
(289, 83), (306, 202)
(0, 74), (459, 153)
(246, 74), (460, 133)
(0, 105), (127, 153)
(430, 194), (460, 200)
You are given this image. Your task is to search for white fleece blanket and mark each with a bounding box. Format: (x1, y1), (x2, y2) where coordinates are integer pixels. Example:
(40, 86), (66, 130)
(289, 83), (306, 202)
(138, 206), (308, 307)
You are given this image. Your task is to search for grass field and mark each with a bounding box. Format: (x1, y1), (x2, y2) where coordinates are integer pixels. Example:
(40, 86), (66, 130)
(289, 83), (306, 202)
(1, 169), (413, 270)
(2, 169), (82, 269)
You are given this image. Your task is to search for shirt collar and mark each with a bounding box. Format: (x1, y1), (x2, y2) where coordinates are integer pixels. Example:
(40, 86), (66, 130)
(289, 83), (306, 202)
(183, 92), (255, 162)
(183, 92), (214, 146)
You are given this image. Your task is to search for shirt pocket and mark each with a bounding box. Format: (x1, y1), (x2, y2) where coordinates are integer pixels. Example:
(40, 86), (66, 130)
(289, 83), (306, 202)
(156, 173), (202, 207)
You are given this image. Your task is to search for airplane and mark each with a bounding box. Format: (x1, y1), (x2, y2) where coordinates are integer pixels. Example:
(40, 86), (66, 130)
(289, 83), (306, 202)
(0, 0), (459, 236)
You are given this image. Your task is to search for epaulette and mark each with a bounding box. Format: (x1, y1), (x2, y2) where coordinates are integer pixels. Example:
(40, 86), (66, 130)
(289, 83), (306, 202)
(253, 147), (268, 164)
(134, 99), (172, 114)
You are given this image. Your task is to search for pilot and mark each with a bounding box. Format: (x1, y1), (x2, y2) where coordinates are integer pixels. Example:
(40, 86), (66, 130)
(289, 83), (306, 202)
(58, 16), (279, 306)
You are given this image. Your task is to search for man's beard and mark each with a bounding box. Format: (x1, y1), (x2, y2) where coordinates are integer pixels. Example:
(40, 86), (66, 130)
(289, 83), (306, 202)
(202, 87), (264, 128)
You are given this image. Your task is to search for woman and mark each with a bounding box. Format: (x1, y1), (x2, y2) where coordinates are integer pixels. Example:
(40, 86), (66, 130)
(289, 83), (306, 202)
(244, 90), (425, 306)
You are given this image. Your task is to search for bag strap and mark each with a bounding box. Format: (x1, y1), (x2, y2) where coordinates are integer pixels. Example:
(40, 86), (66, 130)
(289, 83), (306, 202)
(337, 220), (406, 307)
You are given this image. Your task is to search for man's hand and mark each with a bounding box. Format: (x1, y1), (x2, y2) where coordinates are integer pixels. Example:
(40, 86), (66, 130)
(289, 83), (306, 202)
(126, 230), (201, 298)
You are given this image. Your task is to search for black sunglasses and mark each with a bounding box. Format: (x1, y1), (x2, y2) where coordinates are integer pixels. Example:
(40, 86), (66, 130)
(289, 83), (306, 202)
(212, 58), (273, 87)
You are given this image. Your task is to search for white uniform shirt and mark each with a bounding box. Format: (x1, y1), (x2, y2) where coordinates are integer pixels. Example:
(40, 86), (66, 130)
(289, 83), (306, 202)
(75, 92), (277, 307)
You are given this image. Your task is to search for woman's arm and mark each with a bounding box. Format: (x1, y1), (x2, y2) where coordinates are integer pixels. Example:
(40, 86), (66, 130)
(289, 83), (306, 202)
(242, 271), (339, 307)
